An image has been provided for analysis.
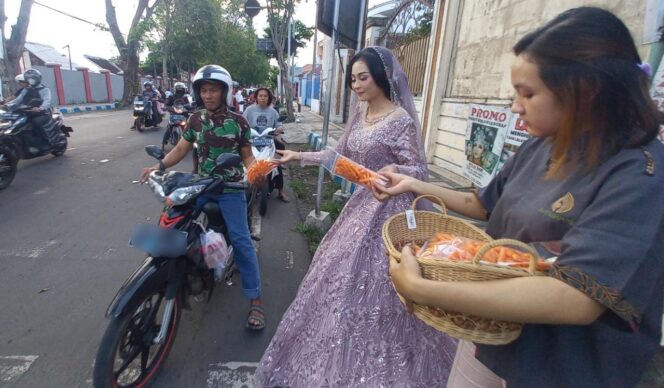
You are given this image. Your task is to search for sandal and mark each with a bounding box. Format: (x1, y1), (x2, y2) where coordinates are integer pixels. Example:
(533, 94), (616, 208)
(277, 193), (290, 203)
(246, 303), (266, 331)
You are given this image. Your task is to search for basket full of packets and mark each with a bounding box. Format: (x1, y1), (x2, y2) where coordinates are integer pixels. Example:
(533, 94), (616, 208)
(382, 195), (552, 345)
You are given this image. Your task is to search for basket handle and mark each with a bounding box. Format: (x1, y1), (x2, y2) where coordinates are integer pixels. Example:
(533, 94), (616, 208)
(472, 239), (540, 273)
(411, 195), (447, 215)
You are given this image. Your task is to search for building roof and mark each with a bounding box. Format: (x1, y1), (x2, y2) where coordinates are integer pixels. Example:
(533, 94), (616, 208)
(24, 41), (83, 69)
(84, 55), (123, 74)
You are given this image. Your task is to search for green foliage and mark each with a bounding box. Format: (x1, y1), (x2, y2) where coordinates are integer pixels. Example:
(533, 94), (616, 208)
(263, 19), (313, 58)
(141, 0), (270, 85)
(295, 223), (325, 254)
(289, 179), (308, 199)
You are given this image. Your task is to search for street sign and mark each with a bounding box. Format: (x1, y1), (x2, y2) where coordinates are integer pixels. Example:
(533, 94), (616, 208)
(256, 38), (276, 54)
(245, 0), (261, 18)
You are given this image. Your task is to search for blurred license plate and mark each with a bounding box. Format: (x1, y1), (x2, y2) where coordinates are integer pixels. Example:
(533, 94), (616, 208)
(252, 137), (273, 147)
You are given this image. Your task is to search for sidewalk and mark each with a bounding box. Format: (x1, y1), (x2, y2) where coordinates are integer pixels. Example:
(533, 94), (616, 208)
(282, 106), (472, 191)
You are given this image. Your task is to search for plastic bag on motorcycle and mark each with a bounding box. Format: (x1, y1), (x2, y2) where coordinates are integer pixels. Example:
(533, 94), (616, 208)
(200, 229), (230, 273)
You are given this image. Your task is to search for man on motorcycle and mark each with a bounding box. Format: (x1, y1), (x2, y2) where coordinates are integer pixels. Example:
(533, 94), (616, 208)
(243, 87), (289, 202)
(161, 82), (193, 151)
(140, 64), (266, 330)
(142, 81), (161, 125)
(5, 68), (64, 150)
(165, 82), (192, 107)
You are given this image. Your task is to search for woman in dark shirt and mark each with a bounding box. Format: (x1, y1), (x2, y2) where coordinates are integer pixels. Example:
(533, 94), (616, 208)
(376, 7), (664, 387)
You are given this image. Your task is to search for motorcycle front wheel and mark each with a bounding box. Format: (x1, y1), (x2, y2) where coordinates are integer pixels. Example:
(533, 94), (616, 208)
(93, 287), (181, 388)
(170, 126), (181, 146)
(135, 118), (143, 133)
(259, 181), (269, 216)
(0, 146), (17, 190)
(51, 135), (68, 157)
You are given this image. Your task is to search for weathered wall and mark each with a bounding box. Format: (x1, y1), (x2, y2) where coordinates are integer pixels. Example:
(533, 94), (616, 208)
(432, 0), (651, 175)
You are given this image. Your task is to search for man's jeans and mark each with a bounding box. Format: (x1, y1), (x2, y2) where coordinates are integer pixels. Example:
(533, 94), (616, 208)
(196, 191), (261, 299)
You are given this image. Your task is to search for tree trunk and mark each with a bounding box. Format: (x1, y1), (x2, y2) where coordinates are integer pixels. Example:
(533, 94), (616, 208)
(2, 0), (34, 96)
(122, 49), (140, 104)
(162, 42), (168, 89)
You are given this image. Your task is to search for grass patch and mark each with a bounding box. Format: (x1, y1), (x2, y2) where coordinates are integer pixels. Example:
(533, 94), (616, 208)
(289, 179), (308, 199)
(296, 223), (326, 254)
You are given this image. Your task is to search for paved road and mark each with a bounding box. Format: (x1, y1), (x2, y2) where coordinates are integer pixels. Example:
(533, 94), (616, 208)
(0, 110), (311, 387)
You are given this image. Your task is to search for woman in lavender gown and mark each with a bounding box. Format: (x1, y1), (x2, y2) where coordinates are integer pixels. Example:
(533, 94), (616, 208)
(253, 47), (457, 387)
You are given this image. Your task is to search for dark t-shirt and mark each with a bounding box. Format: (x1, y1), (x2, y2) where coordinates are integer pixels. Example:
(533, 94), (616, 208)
(476, 137), (664, 387)
(243, 104), (280, 133)
(182, 108), (250, 182)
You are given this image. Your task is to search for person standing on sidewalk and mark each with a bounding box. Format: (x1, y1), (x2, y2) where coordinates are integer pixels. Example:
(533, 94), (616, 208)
(243, 87), (289, 202)
(253, 47), (457, 387)
(379, 7), (664, 387)
(140, 64), (266, 330)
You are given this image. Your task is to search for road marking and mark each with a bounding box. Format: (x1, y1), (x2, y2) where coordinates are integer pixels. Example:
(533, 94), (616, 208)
(284, 251), (294, 269)
(0, 355), (38, 383)
(206, 362), (258, 388)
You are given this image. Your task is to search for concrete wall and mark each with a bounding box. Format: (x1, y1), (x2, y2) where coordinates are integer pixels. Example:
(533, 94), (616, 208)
(89, 73), (107, 102)
(110, 74), (123, 101)
(430, 0), (652, 175)
(61, 68), (87, 105)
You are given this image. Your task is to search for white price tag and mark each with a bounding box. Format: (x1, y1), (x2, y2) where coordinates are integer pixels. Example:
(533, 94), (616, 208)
(405, 209), (417, 230)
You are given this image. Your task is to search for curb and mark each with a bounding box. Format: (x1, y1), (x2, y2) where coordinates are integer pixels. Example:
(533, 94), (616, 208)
(57, 103), (119, 114)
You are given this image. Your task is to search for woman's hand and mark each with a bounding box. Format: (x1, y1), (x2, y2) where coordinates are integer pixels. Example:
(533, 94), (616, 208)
(370, 165), (396, 201)
(389, 245), (423, 314)
(275, 149), (301, 164)
(375, 171), (419, 197)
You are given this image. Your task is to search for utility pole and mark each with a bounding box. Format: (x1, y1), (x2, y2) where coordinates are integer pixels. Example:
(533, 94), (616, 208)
(63, 44), (72, 70)
(314, 0), (340, 216)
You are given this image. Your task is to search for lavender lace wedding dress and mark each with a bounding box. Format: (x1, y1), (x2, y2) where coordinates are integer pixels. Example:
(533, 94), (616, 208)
(254, 101), (457, 387)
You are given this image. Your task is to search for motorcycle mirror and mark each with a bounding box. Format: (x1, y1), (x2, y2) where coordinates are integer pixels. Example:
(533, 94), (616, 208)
(215, 153), (242, 169)
(145, 145), (165, 160)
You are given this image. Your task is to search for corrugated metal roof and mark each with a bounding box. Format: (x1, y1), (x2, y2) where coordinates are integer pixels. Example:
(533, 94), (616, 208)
(24, 42), (82, 69)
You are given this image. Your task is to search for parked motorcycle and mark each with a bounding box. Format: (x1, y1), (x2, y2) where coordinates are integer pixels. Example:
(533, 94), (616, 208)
(0, 106), (73, 190)
(162, 103), (190, 150)
(132, 95), (161, 132)
(249, 127), (278, 216)
(93, 146), (246, 387)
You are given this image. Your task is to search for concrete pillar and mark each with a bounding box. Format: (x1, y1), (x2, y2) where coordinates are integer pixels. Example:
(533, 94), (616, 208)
(100, 69), (113, 103)
(76, 67), (92, 103)
(45, 62), (65, 105)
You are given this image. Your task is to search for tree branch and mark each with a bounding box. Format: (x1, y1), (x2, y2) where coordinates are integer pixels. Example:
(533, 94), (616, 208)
(6, 0), (34, 59)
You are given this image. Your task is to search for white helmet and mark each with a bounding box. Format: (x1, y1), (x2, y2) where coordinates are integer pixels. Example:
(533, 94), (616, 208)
(192, 65), (233, 108)
(173, 82), (187, 94)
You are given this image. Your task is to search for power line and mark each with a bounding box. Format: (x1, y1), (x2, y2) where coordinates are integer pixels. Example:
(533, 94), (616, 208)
(33, 1), (117, 34)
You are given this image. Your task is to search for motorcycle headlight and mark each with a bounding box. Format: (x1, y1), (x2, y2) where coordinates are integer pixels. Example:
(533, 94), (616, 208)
(167, 185), (206, 205)
(135, 106), (145, 111)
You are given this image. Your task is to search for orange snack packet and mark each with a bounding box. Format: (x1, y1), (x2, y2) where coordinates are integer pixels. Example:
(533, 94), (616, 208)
(246, 160), (275, 185)
(333, 155), (386, 189)
(417, 233), (551, 271)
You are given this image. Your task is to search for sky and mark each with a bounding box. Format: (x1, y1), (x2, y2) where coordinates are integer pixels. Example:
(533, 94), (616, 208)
(4, 0), (383, 69)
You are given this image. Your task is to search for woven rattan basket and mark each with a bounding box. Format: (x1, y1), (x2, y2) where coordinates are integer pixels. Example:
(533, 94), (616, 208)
(383, 195), (541, 345)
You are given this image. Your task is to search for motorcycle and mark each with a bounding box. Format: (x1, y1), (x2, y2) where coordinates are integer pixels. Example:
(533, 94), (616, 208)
(249, 127), (278, 216)
(93, 146), (247, 387)
(0, 105), (73, 190)
(132, 95), (161, 132)
(162, 103), (191, 150)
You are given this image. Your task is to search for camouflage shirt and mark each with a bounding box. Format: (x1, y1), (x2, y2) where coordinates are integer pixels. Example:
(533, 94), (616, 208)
(183, 107), (251, 182)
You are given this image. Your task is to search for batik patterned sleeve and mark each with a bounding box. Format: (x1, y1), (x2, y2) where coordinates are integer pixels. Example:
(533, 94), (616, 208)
(549, 151), (664, 331)
(387, 117), (428, 180)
